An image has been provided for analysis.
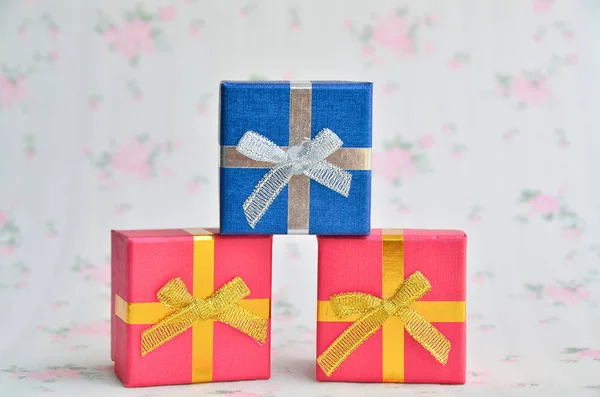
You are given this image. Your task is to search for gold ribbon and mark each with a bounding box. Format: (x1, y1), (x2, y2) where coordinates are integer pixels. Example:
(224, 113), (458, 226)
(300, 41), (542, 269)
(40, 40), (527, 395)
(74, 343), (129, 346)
(317, 271), (451, 377)
(141, 276), (268, 356)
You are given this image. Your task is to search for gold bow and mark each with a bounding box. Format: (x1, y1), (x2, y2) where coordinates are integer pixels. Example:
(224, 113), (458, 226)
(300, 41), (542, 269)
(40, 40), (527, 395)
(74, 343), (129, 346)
(141, 276), (268, 356)
(317, 271), (451, 376)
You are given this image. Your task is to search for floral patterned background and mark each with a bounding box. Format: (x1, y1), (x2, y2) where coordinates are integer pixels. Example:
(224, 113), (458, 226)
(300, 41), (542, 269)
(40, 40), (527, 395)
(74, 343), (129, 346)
(1, 0), (599, 396)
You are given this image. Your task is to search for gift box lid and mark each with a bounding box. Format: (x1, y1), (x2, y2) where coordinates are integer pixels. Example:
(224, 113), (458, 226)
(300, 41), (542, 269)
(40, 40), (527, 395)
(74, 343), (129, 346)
(219, 81), (373, 148)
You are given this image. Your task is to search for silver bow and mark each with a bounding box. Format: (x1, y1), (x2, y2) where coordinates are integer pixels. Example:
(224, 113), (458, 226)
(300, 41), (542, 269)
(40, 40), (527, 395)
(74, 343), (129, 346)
(237, 128), (352, 228)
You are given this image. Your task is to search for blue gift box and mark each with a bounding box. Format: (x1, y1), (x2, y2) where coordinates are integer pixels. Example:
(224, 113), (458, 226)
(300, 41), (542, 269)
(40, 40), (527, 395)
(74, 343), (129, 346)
(219, 81), (372, 235)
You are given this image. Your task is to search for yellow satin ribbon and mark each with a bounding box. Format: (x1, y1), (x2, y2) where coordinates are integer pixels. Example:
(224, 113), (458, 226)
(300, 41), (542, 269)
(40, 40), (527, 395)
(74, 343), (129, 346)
(141, 276), (268, 356)
(317, 271), (451, 377)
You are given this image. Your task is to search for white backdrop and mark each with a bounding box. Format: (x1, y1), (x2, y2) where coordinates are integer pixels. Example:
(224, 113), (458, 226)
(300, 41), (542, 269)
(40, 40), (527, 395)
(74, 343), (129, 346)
(1, 1), (599, 396)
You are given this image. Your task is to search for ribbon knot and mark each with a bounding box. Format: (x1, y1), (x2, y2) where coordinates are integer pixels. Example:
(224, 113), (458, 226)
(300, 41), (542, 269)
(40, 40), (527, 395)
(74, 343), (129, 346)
(317, 271), (451, 377)
(141, 276), (268, 356)
(236, 128), (352, 228)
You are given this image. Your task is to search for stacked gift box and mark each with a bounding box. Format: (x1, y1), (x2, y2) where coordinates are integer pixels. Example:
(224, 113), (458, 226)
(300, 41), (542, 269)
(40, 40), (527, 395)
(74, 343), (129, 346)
(111, 81), (467, 387)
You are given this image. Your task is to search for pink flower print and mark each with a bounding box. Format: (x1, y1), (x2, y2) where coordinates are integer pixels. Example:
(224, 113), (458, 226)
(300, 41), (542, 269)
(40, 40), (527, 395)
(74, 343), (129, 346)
(545, 285), (590, 304)
(373, 148), (416, 181)
(187, 181), (200, 193)
(96, 171), (110, 182)
(70, 320), (110, 335)
(372, 13), (414, 56)
(104, 21), (153, 61)
(225, 393), (265, 397)
(110, 139), (152, 179)
(0, 245), (15, 255)
(422, 41), (434, 55)
(361, 45), (375, 57)
(471, 275), (485, 284)
(565, 31), (574, 40)
(13, 369), (80, 381)
(78, 263), (110, 284)
(344, 20), (353, 30)
(577, 350), (600, 359)
(448, 58), (462, 71)
(0, 211), (7, 226)
(291, 22), (300, 31)
(159, 5), (177, 21)
(418, 135), (435, 149)
(511, 77), (551, 106)
(567, 54), (578, 65)
(49, 26), (59, 36)
(0, 75), (28, 108)
(562, 228), (581, 239)
(48, 50), (60, 63)
(197, 104), (207, 115)
(24, 148), (35, 159)
(189, 26), (201, 37)
(532, 0), (552, 13)
(529, 194), (560, 216)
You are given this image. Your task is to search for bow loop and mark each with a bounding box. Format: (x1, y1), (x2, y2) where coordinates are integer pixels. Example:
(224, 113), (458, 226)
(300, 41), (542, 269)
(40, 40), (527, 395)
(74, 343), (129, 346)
(329, 292), (382, 318)
(236, 128), (352, 228)
(236, 131), (287, 164)
(302, 128), (343, 161)
(156, 277), (195, 310)
(389, 271), (431, 308)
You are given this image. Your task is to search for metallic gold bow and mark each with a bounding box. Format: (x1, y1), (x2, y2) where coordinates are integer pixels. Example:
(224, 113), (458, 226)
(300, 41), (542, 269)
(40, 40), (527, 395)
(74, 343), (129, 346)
(141, 276), (268, 356)
(317, 271), (451, 377)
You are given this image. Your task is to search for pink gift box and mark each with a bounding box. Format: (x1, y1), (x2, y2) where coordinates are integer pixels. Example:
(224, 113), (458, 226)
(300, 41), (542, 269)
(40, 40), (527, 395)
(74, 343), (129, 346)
(111, 228), (272, 387)
(316, 229), (466, 384)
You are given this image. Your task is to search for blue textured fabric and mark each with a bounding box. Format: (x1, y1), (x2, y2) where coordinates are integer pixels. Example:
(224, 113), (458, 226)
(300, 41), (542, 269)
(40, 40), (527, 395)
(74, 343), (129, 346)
(219, 81), (372, 235)
(220, 81), (291, 146)
(311, 82), (372, 148)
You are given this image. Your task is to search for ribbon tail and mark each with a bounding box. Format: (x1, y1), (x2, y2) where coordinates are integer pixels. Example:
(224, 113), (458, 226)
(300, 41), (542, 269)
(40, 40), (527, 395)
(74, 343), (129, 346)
(329, 292), (382, 318)
(243, 165), (293, 228)
(304, 160), (352, 197)
(236, 131), (287, 163)
(216, 304), (269, 344)
(317, 306), (390, 377)
(141, 303), (200, 356)
(397, 307), (451, 365)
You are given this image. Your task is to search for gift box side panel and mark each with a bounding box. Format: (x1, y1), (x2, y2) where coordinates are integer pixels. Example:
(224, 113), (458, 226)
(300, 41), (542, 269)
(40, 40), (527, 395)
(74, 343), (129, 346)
(220, 168), (288, 234)
(316, 234), (383, 381)
(220, 81), (291, 147)
(309, 170), (371, 235)
(404, 322), (466, 384)
(311, 82), (372, 148)
(403, 229), (466, 384)
(111, 231), (128, 380)
(403, 229), (467, 301)
(125, 232), (195, 387)
(213, 235), (273, 380)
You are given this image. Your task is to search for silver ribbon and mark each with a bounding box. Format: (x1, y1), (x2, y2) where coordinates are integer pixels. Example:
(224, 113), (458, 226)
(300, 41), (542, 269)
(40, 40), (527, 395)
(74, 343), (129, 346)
(237, 128), (352, 228)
